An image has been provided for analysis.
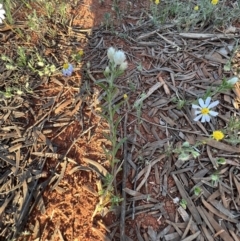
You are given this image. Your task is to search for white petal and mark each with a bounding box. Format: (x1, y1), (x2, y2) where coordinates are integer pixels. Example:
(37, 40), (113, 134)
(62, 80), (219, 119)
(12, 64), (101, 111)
(204, 115), (210, 122)
(0, 19), (2, 24)
(194, 110), (201, 115)
(0, 9), (5, 15)
(209, 110), (218, 117)
(198, 98), (205, 108)
(0, 4), (3, 9)
(201, 115), (207, 122)
(208, 100), (219, 109)
(194, 114), (202, 122)
(192, 104), (200, 109)
(205, 97), (211, 107)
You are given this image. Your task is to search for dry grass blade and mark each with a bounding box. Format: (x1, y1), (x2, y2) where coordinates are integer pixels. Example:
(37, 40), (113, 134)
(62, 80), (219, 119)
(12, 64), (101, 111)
(92, 227), (111, 241)
(136, 162), (151, 192)
(172, 174), (202, 224)
(197, 137), (240, 153)
(201, 207), (234, 241)
(201, 197), (238, 223)
(133, 155), (165, 183)
(179, 33), (236, 39)
(83, 157), (109, 176)
(181, 231), (201, 241)
(181, 215), (192, 239)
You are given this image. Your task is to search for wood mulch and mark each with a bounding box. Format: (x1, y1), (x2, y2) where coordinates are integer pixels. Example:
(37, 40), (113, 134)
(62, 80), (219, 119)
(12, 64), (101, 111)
(0, 0), (240, 240)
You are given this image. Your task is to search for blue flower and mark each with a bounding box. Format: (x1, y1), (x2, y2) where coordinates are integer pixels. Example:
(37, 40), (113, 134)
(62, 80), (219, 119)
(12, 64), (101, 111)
(62, 63), (73, 76)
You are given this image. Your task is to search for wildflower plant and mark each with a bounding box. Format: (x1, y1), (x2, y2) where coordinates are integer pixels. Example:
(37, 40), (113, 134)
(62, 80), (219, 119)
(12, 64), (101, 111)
(150, 0), (161, 24)
(204, 77), (239, 98)
(95, 47), (128, 207)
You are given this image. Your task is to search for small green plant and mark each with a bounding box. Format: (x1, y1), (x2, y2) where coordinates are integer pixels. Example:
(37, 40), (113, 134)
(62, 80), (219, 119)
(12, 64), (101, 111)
(27, 9), (42, 33)
(58, 2), (69, 24)
(17, 46), (28, 67)
(150, 0), (160, 24)
(217, 158), (226, 165)
(1, 48), (56, 77)
(44, 2), (55, 19)
(171, 95), (186, 110)
(102, 12), (113, 30)
(180, 199), (187, 209)
(211, 172), (220, 187)
(224, 116), (240, 146)
(134, 93), (146, 124)
(173, 141), (200, 162)
(194, 186), (202, 196)
(71, 49), (84, 63)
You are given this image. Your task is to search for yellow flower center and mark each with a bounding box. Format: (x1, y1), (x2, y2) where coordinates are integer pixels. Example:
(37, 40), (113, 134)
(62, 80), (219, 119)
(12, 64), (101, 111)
(155, 0), (160, 5)
(194, 5), (199, 11)
(211, 0), (218, 5)
(201, 108), (209, 115)
(63, 63), (69, 69)
(78, 50), (84, 56)
(212, 131), (224, 141)
(123, 94), (128, 99)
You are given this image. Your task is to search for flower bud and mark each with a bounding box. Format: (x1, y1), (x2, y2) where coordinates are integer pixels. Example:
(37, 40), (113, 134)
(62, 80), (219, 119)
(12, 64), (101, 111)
(113, 50), (126, 65)
(119, 61), (128, 71)
(107, 47), (116, 62)
(105, 66), (110, 74)
(227, 77), (238, 85)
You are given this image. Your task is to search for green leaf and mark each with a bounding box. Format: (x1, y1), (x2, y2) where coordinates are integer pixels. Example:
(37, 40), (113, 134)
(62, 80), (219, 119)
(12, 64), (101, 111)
(191, 150), (200, 159)
(182, 142), (190, 148)
(96, 82), (108, 91)
(112, 137), (127, 157)
(178, 152), (190, 161)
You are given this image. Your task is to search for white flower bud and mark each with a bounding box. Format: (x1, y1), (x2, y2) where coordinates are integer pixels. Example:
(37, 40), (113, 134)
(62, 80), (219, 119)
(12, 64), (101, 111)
(227, 77), (239, 85)
(107, 47), (116, 62)
(119, 61), (128, 71)
(173, 197), (180, 204)
(113, 50), (126, 65)
(105, 66), (110, 74)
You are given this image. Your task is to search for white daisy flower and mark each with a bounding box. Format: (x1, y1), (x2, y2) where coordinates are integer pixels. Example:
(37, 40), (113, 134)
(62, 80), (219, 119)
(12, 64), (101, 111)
(0, 4), (6, 24)
(192, 97), (219, 122)
(107, 47), (116, 62)
(113, 50), (126, 65)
